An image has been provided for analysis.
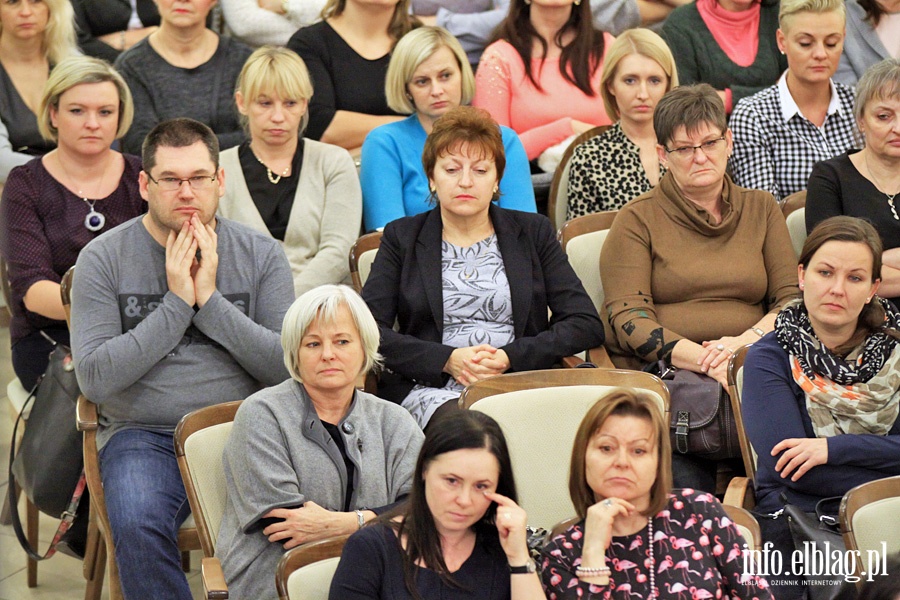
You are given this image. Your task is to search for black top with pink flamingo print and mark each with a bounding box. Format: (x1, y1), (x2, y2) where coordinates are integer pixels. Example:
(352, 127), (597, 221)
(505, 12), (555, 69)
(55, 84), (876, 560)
(541, 489), (773, 600)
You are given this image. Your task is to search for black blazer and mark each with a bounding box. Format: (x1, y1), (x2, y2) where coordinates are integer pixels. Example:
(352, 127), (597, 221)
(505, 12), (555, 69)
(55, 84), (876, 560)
(361, 204), (604, 402)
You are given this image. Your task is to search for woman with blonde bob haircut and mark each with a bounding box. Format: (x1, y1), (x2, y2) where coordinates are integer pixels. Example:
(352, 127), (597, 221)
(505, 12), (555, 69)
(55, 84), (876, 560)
(218, 284), (424, 600)
(1, 54), (145, 390)
(0, 0), (78, 182)
(542, 389), (773, 599)
(360, 26), (535, 232)
(566, 29), (679, 218)
(218, 46), (362, 296)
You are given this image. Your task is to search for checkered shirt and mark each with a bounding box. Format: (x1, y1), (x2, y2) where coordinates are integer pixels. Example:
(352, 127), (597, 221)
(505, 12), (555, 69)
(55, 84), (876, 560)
(729, 79), (857, 202)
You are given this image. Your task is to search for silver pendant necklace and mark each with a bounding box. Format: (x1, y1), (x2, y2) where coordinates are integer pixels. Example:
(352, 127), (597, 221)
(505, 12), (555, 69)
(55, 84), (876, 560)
(865, 152), (900, 221)
(59, 153), (111, 232)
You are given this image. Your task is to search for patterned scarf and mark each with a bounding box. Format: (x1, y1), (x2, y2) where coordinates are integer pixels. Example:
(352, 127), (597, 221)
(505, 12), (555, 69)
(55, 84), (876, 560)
(775, 298), (900, 437)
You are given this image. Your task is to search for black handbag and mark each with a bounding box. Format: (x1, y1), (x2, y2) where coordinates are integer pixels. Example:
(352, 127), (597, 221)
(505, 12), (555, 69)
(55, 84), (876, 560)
(784, 497), (858, 600)
(646, 361), (740, 460)
(7, 341), (89, 560)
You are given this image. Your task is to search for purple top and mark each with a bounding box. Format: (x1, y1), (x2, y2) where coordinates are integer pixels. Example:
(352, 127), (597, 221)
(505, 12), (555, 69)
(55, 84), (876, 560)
(0, 153), (145, 345)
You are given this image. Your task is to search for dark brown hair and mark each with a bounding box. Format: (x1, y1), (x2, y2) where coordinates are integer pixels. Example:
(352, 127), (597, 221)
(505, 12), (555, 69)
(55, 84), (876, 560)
(569, 389), (671, 519)
(320, 0), (420, 42)
(491, 0), (605, 96)
(142, 118), (219, 173)
(856, 0), (884, 25)
(421, 106), (506, 201)
(800, 216), (896, 353)
(653, 83), (726, 148)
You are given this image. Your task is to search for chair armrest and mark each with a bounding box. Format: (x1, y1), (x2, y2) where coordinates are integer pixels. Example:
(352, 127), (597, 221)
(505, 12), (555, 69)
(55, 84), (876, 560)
(585, 346), (615, 369)
(201, 557), (229, 600)
(723, 477), (755, 511)
(559, 355), (584, 368)
(76, 395), (99, 432)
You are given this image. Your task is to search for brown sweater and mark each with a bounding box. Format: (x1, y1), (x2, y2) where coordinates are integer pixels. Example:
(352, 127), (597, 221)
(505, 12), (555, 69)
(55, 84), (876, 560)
(600, 172), (799, 368)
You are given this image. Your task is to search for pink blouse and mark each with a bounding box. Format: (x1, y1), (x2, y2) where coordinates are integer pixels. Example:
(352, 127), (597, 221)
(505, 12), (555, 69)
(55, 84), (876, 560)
(473, 36), (614, 160)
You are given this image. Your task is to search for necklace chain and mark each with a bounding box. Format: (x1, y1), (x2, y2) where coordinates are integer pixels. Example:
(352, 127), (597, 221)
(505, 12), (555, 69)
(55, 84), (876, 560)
(58, 152), (111, 232)
(647, 518), (657, 598)
(250, 145), (290, 185)
(865, 152), (900, 221)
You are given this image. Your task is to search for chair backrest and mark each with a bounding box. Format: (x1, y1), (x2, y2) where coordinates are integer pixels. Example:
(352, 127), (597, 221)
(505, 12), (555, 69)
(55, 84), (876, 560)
(723, 504), (762, 551)
(547, 125), (611, 230)
(558, 211), (617, 324)
(727, 345), (757, 489)
(786, 207), (807, 259)
(460, 369), (669, 530)
(840, 475), (900, 587)
(276, 534), (349, 600)
(174, 401), (243, 557)
(349, 231), (383, 293)
(781, 190), (807, 219)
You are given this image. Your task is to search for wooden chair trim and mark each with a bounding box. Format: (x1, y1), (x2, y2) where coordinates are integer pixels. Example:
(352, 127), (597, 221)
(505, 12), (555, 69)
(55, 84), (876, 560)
(548, 516), (579, 542)
(586, 346), (615, 369)
(547, 125), (611, 229)
(275, 534), (350, 600)
(723, 504), (762, 551)
(839, 475), (900, 587)
(174, 400), (242, 557)
(458, 368), (669, 409)
(781, 190), (807, 218)
(201, 557), (229, 600)
(349, 231), (383, 293)
(558, 210), (618, 250)
(723, 477), (755, 511)
(727, 344), (756, 488)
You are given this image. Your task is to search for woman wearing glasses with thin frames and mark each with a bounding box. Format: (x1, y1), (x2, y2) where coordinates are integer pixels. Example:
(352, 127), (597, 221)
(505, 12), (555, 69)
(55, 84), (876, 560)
(0, 56), (145, 390)
(599, 84), (799, 493)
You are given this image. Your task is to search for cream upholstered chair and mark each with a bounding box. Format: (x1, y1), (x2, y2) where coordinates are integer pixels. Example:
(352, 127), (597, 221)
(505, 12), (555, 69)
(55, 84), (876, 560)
(276, 535), (349, 600)
(786, 207), (807, 259)
(723, 504), (762, 551)
(349, 231), (382, 294)
(460, 369), (669, 531)
(840, 475), (900, 588)
(723, 344), (758, 511)
(174, 401), (242, 599)
(547, 125), (611, 230)
(558, 211), (617, 368)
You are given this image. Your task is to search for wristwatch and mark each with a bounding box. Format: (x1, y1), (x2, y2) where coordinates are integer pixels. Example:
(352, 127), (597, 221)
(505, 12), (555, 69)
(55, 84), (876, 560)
(509, 559), (536, 574)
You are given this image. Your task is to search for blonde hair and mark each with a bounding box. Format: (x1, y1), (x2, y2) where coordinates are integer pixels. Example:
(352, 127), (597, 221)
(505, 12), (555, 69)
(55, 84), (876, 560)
(236, 46), (313, 135)
(779, 0), (846, 29)
(38, 55), (134, 142)
(385, 27), (474, 115)
(599, 29), (678, 121)
(0, 0), (79, 65)
(320, 0), (419, 42)
(281, 285), (383, 382)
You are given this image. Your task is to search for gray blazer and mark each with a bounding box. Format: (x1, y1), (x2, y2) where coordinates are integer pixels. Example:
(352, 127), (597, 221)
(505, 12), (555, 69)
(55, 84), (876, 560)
(836, 0), (890, 87)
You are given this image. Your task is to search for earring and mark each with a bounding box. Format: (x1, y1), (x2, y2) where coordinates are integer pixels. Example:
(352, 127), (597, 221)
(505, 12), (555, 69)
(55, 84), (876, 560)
(574, 0), (581, 5)
(799, 282), (804, 290)
(866, 297), (873, 303)
(406, 93), (413, 100)
(430, 186), (436, 193)
(493, 185), (499, 193)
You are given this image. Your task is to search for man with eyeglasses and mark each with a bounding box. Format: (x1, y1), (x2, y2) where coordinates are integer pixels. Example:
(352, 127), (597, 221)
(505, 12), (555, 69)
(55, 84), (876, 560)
(70, 118), (295, 599)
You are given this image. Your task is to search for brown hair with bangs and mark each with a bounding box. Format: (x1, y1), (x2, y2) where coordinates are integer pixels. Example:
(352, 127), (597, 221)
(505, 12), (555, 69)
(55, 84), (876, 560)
(421, 106), (506, 202)
(569, 389), (671, 519)
(653, 83), (726, 149)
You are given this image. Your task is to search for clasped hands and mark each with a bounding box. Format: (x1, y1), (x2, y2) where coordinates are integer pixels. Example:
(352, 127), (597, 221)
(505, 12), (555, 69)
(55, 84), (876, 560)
(696, 332), (757, 385)
(444, 344), (511, 386)
(166, 214), (218, 308)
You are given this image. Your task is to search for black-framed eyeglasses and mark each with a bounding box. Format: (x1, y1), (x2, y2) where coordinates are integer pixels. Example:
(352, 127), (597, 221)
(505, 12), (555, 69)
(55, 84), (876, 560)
(147, 173), (218, 192)
(664, 137), (726, 159)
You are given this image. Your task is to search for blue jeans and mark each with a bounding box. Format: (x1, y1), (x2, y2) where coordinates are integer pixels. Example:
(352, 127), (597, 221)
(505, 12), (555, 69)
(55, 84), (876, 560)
(99, 429), (193, 600)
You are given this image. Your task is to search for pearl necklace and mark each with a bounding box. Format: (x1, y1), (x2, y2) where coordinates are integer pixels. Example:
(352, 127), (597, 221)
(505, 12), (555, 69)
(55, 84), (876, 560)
(251, 147), (290, 184)
(865, 152), (900, 221)
(647, 518), (657, 598)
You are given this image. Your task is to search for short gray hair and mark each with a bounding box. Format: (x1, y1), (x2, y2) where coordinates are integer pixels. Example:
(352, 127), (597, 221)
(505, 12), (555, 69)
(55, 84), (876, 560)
(855, 58), (900, 135)
(281, 285), (383, 382)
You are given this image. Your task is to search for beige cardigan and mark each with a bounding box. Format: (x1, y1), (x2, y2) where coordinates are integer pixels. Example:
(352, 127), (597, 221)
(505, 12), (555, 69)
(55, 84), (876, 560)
(218, 140), (361, 296)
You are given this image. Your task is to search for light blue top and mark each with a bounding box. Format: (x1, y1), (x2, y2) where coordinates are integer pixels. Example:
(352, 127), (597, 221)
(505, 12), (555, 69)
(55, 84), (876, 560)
(360, 113), (536, 232)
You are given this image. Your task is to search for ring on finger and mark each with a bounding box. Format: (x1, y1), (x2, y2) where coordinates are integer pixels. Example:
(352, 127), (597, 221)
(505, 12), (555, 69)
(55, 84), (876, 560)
(725, 348), (734, 354)
(716, 344), (725, 351)
(603, 499), (613, 507)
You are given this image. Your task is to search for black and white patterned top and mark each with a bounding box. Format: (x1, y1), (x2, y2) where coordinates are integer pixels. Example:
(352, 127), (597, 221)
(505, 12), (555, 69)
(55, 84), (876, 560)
(566, 123), (666, 220)
(729, 74), (857, 202)
(400, 234), (515, 427)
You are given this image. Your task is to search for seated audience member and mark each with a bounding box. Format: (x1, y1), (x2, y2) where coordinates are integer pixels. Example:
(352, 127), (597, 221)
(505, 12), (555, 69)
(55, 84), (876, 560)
(218, 285), (423, 600)
(0, 0), (77, 184)
(472, 0), (615, 163)
(71, 0), (159, 63)
(360, 26), (535, 232)
(836, 0), (899, 87)
(362, 106), (603, 427)
(70, 118), (295, 600)
(220, 0), (326, 47)
(807, 59), (900, 308)
(742, 216), (900, 600)
(286, 0), (419, 153)
(600, 84), (799, 491)
(330, 409), (545, 600)
(218, 46), (361, 296)
(542, 390), (774, 599)
(663, 0), (786, 115)
(114, 0), (252, 155)
(566, 28), (678, 220)
(0, 56), (144, 390)
(730, 0), (856, 202)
